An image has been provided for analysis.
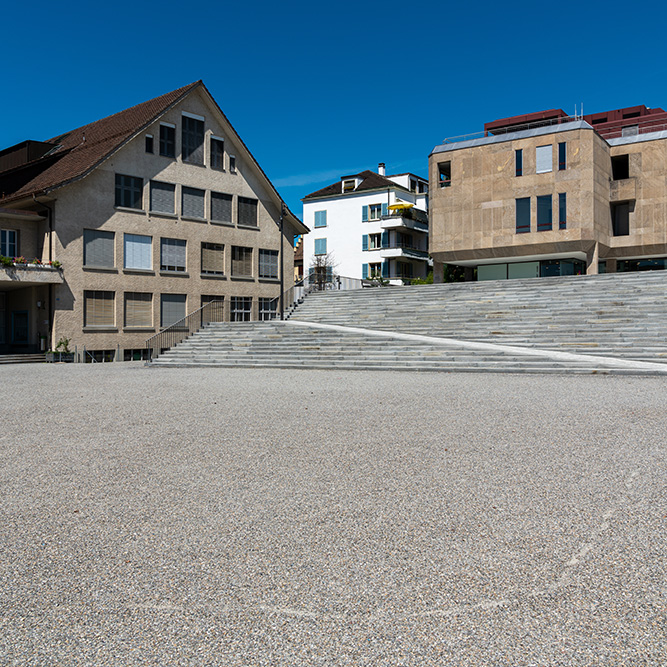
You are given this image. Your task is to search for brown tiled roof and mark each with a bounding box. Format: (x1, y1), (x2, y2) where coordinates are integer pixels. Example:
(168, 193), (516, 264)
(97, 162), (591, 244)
(0, 81), (201, 203)
(302, 170), (409, 200)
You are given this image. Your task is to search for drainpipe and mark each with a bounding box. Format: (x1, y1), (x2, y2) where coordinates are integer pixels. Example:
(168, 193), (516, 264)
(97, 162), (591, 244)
(279, 204), (285, 320)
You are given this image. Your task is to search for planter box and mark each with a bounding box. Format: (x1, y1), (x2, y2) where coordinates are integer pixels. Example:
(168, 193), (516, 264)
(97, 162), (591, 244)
(46, 352), (75, 363)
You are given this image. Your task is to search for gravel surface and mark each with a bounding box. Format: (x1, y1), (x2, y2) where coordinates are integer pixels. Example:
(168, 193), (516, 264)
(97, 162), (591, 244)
(0, 363), (665, 666)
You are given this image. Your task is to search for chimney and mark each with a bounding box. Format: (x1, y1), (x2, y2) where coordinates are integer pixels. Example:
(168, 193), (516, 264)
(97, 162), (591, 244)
(378, 162), (386, 176)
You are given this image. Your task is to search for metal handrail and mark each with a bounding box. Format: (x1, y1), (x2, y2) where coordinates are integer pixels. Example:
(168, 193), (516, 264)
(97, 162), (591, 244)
(145, 300), (225, 361)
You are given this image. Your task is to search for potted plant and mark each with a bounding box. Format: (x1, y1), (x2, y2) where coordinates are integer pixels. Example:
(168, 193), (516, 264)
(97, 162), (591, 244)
(46, 336), (74, 363)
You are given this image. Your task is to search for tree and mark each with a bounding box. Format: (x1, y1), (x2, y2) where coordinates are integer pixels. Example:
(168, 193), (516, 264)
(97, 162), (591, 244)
(308, 252), (338, 291)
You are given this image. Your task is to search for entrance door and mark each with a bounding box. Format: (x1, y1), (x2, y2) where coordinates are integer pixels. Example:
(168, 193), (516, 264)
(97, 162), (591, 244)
(11, 311), (29, 344)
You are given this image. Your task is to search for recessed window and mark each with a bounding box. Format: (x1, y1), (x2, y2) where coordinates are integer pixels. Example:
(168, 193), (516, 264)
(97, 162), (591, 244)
(159, 124), (176, 158)
(535, 145), (552, 174)
(259, 298), (277, 320)
(537, 195), (552, 232)
(516, 197), (530, 234)
(201, 242), (224, 275)
(611, 155), (630, 180)
(611, 202), (630, 236)
(145, 135), (154, 153)
(229, 155), (236, 173)
(558, 142), (566, 170)
(115, 174), (143, 209)
(124, 292), (152, 328)
(259, 249), (278, 279)
(160, 238), (186, 272)
(515, 149), (523, 177)
(230, 296), (252, 321)
(314, 210), (327, 228)
(231, 246), (253, 276)
(438, 161), (451, 187)
(182, 114), (204, 164)
(0, 229), (17, 257)
(369, 233), (382, 249)
(238, 197), (258, 227)
(84, 229), (115, 268)
(211, 192), (233, 224)
(150, 181), (175, 214)
(210, 137), (225, 170)
(161, 293), (186, 328)
(84, 291), (114, 327)
(182, 186), (205, 219)
(369, 262), (381, 278)
(559, 193), (567, 230)
(124, 234), (152, 270)
(342, 179), (356, 192)
(410, 178), (418, 192)
(418, 181), (428, 194)
(314, 238), (327, 255)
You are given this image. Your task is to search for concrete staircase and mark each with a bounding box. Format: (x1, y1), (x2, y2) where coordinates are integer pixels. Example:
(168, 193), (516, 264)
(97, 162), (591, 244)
(150, 272), (667, 375)
(0, 354), (45, 364)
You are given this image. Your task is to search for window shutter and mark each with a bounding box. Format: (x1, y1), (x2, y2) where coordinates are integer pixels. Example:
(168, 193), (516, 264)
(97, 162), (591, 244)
(381, 231), (389, 248)
(362, 264), (368, 279)
(150, 182), (175, 214)
(238, 197), (258, 226)
(211, 192), (232, 223)
(161, 239), (186, 270)
(202, 244), (224, 274)
(362, 235), (368, 251)
(536, 145), (553, 174)
(381, 203), (388, 217)
(161, 294), (186, 327)
(382, 261), (389, 278)
(182, 116), (204, 164)
(314, 210), (326, 228)
(85, 291), (114, 327)
(125, 293), (152, 327)
(124, 234), (151, 270)
(182, 187), (205, 218)
(84, 230), (114, 267)
(362, 206), (369, 222)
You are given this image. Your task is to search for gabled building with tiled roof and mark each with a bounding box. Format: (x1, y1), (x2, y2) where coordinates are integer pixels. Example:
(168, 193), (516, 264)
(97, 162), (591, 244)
(0, 81), (307, 359)
(301, 164), (429, 284)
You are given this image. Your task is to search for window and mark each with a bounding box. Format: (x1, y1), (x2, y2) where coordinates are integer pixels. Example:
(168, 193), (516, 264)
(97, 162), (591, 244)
(410, 178), (418, 192)
(559, 193), (567, 230)
(612, 202), (630, 236)
(211, 192), (233, 224)
(537, 195), (552, 232)
(515, 149), (523, 177)
(161, 294), (186, 328)
(201, 294), (223, 306)
(612, 155), (629, 180)
(516, 197), (530, 234)
(259, 249), (278, 279)
(182, 186), (205, 219)
(84, 229), (115, 267)
(238, 197), (258, 227)
(182, 114), (204, 164)
(160, 238), (186, 272)
(229, 155), (236, 173)
(558, 142), (566, 170)
(150, 181), (176, 214)
(369, 233), (382, 249)
(536, 145), (552, 174)
(201, 242), (224, 275)
(418, 181), (428, 194)
(438, 161), (451, 187)
(230, 296), (252, 321)
(124, 233), (152, 270)
(342, 179), (356, 192)
(362, 203), (387, 222)
(145, 135), (154, 153)
(363, 262), (381, 278)
(210, 137), (225, 170)
(159, 124), (176, 157)
(115, 174), (143, 209)
(231, 246), (253, 276)
(259, 297), (277, 320)
(314, 210), (327, 228)
(314, 238), (327, 255)
(1, 229), (17, 257)
(84, 291), (114, 327)
(124, 292), (152, 328)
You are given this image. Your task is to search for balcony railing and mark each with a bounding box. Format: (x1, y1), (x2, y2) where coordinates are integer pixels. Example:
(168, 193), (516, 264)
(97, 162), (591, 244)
(382, 243), (429, 258)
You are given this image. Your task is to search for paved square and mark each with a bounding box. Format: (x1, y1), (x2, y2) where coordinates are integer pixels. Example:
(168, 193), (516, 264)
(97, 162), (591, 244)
(1, 364), (665, 665)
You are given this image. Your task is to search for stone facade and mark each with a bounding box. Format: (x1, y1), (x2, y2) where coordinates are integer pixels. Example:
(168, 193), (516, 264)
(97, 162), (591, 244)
(429, 111), (667, 280)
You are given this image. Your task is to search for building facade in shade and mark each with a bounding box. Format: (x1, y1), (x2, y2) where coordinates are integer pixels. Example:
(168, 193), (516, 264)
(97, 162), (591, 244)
(0, 81), (308, 359)
(301, 165), (429, 284)
(429, 105), (667, 281)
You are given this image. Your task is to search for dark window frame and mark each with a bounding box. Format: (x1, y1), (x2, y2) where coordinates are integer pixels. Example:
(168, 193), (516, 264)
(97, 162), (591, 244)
(210, 137), (225, 170)
(537, 195), (553, 232)
(115, 174), (143, 209)
(515, 149), (523, 177)
(515, 197), (531, 234)
(182, 115), (205, 165)
(159, 124), (176, 158)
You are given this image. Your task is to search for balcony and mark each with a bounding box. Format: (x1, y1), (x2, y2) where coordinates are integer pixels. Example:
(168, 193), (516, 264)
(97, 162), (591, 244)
(380, 206), (428, 233)
(381, 243), (429, 260)
(0, 261), (63, 286)
(610, 177), (636, 202)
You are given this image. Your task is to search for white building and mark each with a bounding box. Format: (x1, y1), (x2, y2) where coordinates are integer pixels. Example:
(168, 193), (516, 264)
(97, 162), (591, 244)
(301, 164), (429, 284)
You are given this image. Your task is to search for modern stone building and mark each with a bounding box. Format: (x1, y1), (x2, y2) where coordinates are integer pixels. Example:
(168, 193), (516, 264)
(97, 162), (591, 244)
(429, 105), (667, 281)
(0, 81), (307, 359)
(302, 165), (429, 284)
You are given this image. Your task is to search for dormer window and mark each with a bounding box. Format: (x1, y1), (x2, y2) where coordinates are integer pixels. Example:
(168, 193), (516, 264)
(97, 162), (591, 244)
(342, 179), (356, 192)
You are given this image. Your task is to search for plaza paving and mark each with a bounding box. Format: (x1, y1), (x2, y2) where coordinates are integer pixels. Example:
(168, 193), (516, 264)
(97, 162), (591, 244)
(1, 363), (665, 665)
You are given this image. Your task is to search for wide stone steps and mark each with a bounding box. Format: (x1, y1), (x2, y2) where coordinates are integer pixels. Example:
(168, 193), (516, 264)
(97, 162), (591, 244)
(0, 354), (45, 364)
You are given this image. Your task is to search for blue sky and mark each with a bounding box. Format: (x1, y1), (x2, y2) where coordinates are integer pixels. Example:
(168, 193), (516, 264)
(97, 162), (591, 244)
(3, 0), (667, 216)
